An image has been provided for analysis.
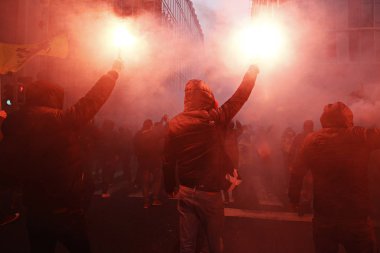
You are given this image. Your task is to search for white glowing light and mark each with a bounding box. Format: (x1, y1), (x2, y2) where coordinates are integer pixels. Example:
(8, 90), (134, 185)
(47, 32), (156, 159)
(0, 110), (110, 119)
(105, 19), (147, 63)
(113, 25), (137, 48)
(234, 16), (287, 63)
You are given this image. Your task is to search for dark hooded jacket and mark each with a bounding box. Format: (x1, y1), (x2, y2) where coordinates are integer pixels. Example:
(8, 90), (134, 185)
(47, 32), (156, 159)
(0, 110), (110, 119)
(134, 120), (159, 168)
(289, 102), (380, 219)
(163, 69), (258, 193)
(0, 71), (118, 213)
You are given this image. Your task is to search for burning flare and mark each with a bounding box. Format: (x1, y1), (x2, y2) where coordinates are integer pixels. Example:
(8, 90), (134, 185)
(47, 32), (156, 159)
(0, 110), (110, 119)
(105, 19), (143, 61)
(233, 15), (288, 64)
(113, 24), (137, 48)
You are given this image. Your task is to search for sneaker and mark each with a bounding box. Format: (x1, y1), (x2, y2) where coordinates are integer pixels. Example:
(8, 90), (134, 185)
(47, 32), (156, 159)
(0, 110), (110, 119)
(152, 199), (162, 206)
(0, 212), (20, 226)
(101, 193), (111, 198)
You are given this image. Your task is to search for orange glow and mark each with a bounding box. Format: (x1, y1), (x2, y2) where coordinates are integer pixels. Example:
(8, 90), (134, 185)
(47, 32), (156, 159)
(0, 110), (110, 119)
(101, 18), (147, 63)
(0, 110), (7, 119)
(232, 15), (288, 64)
(112, 24), (137, 48)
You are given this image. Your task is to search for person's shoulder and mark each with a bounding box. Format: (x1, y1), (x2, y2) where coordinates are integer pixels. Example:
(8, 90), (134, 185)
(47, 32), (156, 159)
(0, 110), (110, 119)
(349, 126), (370, 140)
(209, 107), (233, 125)
(306, 127), (360, 143)
(351, 126), (366, 133)
(301, 131), (320, 147)
(168, 110), (211, 132)
(169, 113), (182, 123)
(34, 107), (62, 123)
(293, 133), (304, 142)
(170, 111), (208, 123)
(168, 113), (185, 132)
(5, 106), (62, 134)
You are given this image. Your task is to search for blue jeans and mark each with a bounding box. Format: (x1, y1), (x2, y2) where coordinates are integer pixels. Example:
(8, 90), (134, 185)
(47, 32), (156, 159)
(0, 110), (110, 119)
(178, 185), (224, 253)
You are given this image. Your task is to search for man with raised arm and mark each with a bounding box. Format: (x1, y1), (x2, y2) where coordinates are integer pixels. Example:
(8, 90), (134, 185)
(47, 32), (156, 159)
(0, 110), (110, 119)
(0, 59), (123, 253)
(163, 65), (259, 253)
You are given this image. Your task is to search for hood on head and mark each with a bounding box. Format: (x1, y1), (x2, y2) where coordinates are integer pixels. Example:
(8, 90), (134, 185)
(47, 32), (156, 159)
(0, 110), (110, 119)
(320, 102), (353, 128)
(26, 80), (64, 109)
(184, 79), (217, 112)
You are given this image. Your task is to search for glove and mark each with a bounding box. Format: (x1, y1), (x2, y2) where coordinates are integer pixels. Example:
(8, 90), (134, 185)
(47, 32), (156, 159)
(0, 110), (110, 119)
(112, 57), (124, 73)
(225, 169), (242, 192)
(247, 64), (260, 75)
(243, 64), (259, 82)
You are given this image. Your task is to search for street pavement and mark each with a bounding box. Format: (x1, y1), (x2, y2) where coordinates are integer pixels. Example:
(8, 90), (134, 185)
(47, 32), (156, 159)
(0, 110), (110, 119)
(0, 183), (379, 253)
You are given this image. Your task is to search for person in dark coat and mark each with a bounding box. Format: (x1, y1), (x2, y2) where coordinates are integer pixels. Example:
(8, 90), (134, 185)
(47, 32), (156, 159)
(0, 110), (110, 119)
(97, 119), (119, 198)
(78, 120), (99, 210)
(289, 120), (314, 165)
(117, 125), (133, 185)
(0, 60), (122, 253)
(0, 110), (6, 142)
(280, 126), (296, 178)
(288, 120), (314, 215)
(0, 110), (20, 226)
(289, 102), (380, 253)
(163, 65), (259, 253)
(134, 116), (167, 208)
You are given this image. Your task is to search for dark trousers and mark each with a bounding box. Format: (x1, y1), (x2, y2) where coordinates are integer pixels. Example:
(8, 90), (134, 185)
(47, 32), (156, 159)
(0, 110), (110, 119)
(178, 185), (224, 253)
(101, 159), (116, 194)
(142, 166), (162, 202)
(26, 209), (91, 253)
(313, 217), (377, 253)
(121, 156), (132, 183)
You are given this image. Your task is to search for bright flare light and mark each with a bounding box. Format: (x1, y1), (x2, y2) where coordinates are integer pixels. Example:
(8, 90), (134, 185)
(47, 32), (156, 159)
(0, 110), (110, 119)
(113, 25), (137, 48)
(107, 21), (144, 61)
(234, 17), (288, 63)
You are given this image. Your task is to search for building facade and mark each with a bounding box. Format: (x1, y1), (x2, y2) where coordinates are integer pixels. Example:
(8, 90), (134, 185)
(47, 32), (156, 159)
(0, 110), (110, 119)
(328, 0), (380, 62)
(113, 0), (204, 89)
(0, 0), (204, 111)
(161, 0), (203, 89)
(251, 0), (380, 63)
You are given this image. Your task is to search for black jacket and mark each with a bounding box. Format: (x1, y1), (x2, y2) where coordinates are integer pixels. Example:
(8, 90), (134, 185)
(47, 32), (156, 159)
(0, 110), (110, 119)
(163, 68), (258, 193)
(0, 71), (118, 212)
(134, 122), (167, 168)
(289, 102), (380, 219)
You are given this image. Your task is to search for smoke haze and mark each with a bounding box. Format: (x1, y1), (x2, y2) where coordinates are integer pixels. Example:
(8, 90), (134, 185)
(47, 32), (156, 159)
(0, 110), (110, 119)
(1, 0), (380, 218)
(6, 0), (380, 133)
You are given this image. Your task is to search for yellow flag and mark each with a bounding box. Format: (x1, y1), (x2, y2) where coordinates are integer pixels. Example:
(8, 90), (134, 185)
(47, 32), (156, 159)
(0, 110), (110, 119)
(0, 33), (69, 74)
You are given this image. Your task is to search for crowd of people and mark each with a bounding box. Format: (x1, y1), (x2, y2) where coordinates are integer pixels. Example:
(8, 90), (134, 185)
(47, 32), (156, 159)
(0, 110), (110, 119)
(0, 60), (379, 253)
